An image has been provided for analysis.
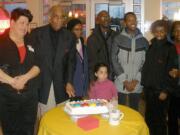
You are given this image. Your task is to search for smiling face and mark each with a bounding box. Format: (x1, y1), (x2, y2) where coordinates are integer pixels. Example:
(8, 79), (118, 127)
(95, 66), (108, 82)
(153, 26), (167, 40)
(10, 16), (29, 38)
(124, 14), (137, 33)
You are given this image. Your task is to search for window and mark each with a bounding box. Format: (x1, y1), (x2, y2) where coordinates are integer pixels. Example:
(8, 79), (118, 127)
(95, 3), (125, 32)
(133, 0), (142, 29)
(162, 2), (180, 20)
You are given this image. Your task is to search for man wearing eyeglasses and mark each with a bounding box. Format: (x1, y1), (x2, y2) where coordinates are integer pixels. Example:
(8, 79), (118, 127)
(87, 10), (118, 82)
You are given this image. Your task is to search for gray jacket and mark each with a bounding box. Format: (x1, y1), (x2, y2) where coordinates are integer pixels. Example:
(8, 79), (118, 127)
(112, 28), (148, 94)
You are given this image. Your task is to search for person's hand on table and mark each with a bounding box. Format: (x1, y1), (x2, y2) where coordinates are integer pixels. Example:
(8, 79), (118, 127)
(66, 83), (75, 97)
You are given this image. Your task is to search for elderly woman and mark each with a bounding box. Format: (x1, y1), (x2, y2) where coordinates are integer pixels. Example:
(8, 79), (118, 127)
(66, 19), (89, 100)
(0, 8), (40, 135)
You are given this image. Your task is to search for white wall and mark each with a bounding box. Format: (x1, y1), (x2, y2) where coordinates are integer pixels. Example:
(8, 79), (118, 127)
(26, 0), (42, 26)
(144, 0), (161, 40)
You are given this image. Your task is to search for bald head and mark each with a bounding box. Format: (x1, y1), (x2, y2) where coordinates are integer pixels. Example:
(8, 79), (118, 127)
(49, 5), (64, 31)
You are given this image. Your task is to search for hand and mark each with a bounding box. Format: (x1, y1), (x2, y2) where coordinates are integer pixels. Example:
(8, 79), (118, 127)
(123, 80), (129, 90)
(124, 80), (138, 92)
(131, 80), (139, 89)
(123, 80), (130, 91)
(159, 92), (167, 101)
(125, 82), (134, 92)
(66, 83), (75, 98)
(12, 75), (29, 91)
(169, 68), (178, 78)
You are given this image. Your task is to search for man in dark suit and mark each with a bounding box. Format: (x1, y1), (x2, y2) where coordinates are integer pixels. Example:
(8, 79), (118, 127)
(30, 5), (76, 115)
(87, 10), (118, 82)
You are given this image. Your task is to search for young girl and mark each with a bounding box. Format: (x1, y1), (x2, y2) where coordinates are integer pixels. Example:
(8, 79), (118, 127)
(89, 63), (118, 100)
(141, 20), (177, 135)
(168, 21), (180, 135)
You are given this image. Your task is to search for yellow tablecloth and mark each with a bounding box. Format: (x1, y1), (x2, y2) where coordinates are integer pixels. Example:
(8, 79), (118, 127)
(38, 105), (149, 135)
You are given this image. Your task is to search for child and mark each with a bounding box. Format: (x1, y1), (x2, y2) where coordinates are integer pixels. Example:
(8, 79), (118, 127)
(89, 63), (118, 101)
(141, 20), (177, 135)
(111, 12), (148, 111)
(168, 21), (180, 135)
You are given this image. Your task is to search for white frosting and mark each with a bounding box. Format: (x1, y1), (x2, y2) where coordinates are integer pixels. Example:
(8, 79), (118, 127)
(64, 99), (109, 115)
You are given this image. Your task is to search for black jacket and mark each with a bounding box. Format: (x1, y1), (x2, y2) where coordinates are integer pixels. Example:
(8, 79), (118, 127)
(30, 25), (76, 104)
(0, 31), (40, 99)
(87, 25), (118, 81)
(141, 38), (178, 93)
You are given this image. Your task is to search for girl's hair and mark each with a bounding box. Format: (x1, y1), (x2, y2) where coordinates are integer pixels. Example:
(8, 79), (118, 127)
(171, 21), (180, 40)
(150, 20), (168, 34)
(93, 63), (109, 80)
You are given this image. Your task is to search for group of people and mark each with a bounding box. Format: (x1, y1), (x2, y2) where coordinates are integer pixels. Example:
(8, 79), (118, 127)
(0, 4), (179, 135)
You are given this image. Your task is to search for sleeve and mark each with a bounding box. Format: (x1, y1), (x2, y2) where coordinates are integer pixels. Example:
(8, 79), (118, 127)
(111, 36), (127, 88)
(87, 36), (97, 81)
(135, 39), (148, 87)
(111, 36), (124, 77)
(135, 50), (146, 82)
(66, 34), (77, 84)
(163, 45), (178, 93)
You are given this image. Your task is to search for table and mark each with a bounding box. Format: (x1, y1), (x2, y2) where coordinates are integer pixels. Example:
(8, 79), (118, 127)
(38, 105), (149, 135)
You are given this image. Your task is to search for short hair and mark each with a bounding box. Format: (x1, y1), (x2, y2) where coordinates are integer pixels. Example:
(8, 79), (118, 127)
(48, 4), (63, 17)
(11, 8), (33, 22)
(67, 19), (82, 31)
(151, 20), (168, 33)
(124, 12), (136, 20)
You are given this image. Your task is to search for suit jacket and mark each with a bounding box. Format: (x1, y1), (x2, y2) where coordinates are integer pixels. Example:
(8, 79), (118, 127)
(30, 25), (76, 104)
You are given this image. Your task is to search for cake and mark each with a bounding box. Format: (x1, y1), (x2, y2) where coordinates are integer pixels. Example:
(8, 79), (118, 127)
(64, 99), (109, 115)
